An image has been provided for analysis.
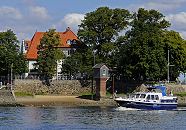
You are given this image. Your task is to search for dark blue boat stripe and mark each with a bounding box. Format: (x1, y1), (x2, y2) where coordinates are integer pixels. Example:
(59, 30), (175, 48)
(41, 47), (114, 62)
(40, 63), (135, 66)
(116, 100), (177, 110)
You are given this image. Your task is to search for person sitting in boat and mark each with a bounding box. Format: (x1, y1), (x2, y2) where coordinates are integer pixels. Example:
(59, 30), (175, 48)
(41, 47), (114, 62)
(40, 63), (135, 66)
(170, 91), (173, 96)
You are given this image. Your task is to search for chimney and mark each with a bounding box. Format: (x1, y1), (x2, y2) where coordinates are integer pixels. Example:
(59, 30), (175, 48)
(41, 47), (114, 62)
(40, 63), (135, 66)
(66, 27), (71, 31)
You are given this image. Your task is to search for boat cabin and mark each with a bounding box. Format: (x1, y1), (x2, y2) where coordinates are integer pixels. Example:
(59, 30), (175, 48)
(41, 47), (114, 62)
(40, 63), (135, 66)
(128, 92), (177, 103)
(115, 84), (178, 110)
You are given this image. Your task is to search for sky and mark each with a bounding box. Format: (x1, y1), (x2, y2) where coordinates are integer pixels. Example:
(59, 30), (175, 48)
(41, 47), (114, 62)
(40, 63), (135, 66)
(1, 0), (186, 41)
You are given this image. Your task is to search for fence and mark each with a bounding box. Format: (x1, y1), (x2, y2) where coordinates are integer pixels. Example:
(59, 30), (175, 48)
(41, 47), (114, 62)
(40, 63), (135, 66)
(14, 73), (90, 81)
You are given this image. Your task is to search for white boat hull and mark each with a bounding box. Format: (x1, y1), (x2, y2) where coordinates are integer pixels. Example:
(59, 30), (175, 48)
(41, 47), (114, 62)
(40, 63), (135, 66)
(115, 99), (177, 110)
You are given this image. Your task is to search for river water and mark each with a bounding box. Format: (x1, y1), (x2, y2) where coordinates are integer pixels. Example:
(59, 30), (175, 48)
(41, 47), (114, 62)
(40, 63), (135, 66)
(0, 106), (186, 130)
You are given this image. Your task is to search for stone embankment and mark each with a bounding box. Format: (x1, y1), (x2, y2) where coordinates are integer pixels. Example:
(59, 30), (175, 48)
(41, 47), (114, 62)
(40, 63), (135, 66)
(0, 87), (17, 106)
(135, 83), (186, 93)
(14, 79), (116, 107)
(14, 79), (92, 96)
(14, 80), (186, 106)
(166, 84), (186, 105)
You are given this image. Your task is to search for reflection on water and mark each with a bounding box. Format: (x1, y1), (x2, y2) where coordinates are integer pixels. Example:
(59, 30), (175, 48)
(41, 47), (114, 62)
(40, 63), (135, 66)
(0, 106), (186, 130)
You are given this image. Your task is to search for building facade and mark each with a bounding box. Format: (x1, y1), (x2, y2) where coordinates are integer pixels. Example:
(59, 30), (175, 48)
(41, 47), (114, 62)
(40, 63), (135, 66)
(22, 27), (79, 79)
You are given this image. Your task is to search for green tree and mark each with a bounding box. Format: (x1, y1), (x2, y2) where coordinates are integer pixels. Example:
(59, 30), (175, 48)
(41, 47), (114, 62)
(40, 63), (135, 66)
(62, 43), (96, 79)
(37, 29), (64, 85)
(117, 8), (171, 81)
(62, 52), (80, 78)
(117, 8), (186, 82)
(162, 30), (186, 80)
(78, 7), (130, 67)
(0, 30), (27, 78)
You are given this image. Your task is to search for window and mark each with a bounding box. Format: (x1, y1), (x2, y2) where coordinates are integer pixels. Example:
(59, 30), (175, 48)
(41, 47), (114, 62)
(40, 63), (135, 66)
(102, 69), (106, 76)
(68, 50), (70, 56)
(147, 95), (150, 100)
(151, 95), (155, 100)
(155, 95), (159, 100)
(130, 94), (135, 98)
(140, 94), (146, 98)
(67, 39), (71, 45)
(136, 94), (140, 98)
(173, 98), (177, 103)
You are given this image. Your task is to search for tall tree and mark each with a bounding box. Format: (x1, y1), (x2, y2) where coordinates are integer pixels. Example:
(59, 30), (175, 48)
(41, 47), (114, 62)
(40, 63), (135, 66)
(162, 30), (186, 80)
(62, 42), (96, 79)
(0, 30), (27, 78)
(37, 29), (63, 85)
(78, 7), (130, 67)
(117, 8), (171, 81)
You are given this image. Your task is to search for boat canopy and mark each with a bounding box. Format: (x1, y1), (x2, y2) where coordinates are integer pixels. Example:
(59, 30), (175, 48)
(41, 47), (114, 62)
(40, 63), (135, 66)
(147, 84), (167, 96)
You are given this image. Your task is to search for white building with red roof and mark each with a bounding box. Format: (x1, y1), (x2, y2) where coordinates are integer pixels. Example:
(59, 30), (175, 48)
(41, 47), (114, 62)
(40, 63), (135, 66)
(22, 27), (79, 79)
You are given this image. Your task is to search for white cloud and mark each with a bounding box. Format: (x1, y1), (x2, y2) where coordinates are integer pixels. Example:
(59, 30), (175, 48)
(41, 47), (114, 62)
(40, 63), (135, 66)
(166, 12), (186, 39)
(128, 0), (186, 12)
(166, 12), (186, 33)
(145, 2), (178, 10)
(15, 26), (38, 40)
(63, 13), (85, 27)
(179, 31), (186, 39)
(29, 6), (50, 20)
(0, 6), (22, 20)
(166, 12), (186, 26)
(54, 13), (85, 33)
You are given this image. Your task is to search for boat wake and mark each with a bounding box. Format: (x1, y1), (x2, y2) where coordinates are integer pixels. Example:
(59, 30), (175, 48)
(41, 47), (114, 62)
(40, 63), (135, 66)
(157, 108), (186, 111)
(114, 106), (139, 111)
(114, 107), (186, 111)
(174, 108), (186, 111)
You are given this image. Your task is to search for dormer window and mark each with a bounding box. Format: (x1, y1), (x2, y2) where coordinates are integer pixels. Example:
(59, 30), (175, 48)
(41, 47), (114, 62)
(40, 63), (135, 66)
(67, 39), (71, 45)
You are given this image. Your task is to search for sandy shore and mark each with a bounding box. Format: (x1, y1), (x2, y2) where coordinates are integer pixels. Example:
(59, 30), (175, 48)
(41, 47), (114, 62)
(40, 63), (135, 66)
(15, 95), (116, 107)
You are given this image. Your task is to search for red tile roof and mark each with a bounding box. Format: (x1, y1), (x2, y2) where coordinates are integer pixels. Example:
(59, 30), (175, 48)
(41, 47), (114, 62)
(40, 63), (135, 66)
(26, 28), (78, 60)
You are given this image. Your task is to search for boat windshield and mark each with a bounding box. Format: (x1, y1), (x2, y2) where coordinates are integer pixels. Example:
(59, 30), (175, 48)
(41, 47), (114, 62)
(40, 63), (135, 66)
(128, 94), (135, 98)
(136, 94), (140, 98)
(146, 94), (159, 100)
(151, 95), (155, 100)
(155, 95), (159, 100)
(140, 94), (146, 98)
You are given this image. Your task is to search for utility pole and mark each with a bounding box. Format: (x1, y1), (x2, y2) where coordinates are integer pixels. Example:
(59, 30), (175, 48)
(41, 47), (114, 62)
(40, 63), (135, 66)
(112, 67), (117, 99)
(112, 74), (115, 98)
(167, 50), (174, 83)
(92, 50), (96, 100)
(10, 63), (13, 90)
(167, 50), (170, 83)
(56, 60), (58, 80)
